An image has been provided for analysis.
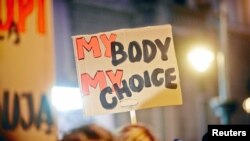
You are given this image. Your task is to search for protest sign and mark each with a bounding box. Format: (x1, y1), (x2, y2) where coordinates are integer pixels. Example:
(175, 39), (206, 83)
(72, 25), (182, 116)
(0, 0), (56, 140)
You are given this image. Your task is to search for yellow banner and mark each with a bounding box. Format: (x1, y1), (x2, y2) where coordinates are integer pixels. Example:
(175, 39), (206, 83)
(0, 0), (56, 140)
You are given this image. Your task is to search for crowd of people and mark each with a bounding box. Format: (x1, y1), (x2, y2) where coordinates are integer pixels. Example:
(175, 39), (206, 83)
(60, 123), (190, 141)
(61, 123), (160, 141)
(1, 122), (205, 141)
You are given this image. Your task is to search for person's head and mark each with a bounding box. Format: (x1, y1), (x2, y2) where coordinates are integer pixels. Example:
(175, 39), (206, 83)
(61, 124), (114, 141)
(117, 124), (156, 141)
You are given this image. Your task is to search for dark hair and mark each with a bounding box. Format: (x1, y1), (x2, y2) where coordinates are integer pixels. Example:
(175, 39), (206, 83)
(61, 124), (114, 141)
(202, 132), (208, 141)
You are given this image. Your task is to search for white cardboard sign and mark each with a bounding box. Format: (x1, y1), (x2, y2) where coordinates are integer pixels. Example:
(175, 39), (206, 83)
(72, 25), (182, 116)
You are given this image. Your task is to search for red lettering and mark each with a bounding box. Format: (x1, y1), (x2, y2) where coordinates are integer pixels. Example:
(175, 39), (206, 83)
(81, 71), (107, 96)
(0, 0), (45, 34)
(0, 0), (14, 30)
(18, 0), (33, 32)
(76, 36), (101, 60)
(100, 33), (117, 57)
(37, 0), (45, 34)
(106, 70), (123, 89)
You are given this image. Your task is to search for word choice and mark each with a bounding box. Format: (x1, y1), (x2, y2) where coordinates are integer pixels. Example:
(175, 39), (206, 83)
(212, 129), (246, 136)
(100, 67), (177, 109)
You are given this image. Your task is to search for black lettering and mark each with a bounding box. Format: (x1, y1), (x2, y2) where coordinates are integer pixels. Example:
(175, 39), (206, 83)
(129, 74), (144, 92)
(143, 39), (156, 63)
(35, 94), (53, 134)
(100, 87), (117, 109)
(8, 21), (20, 44)
(0, 35), (4, 40)
(114, 80), (132, 100)
(151, 68), (164, 87)
(144, 71), (151, 87)
(2, 90), (19, 130)
(128, 41), (142, 62)
(155, 37), (171, 61)
(165, 68), (177, 89)
(20, 93), (34, 130)
(111, 41), (127, 66)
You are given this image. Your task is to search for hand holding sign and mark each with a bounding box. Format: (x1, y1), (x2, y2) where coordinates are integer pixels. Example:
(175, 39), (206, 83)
(72, 25), (182, 116)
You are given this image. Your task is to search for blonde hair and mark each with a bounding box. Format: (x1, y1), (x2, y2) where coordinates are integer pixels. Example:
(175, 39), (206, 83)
(118, 124), (156, 141)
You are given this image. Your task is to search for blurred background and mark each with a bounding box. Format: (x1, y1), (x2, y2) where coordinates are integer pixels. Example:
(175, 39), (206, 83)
(7, 0), (250, 141)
